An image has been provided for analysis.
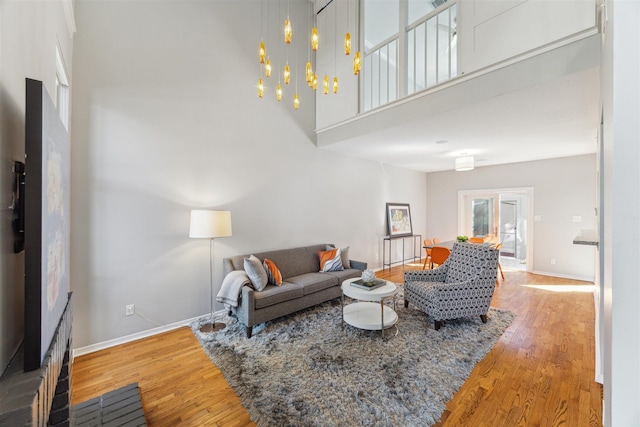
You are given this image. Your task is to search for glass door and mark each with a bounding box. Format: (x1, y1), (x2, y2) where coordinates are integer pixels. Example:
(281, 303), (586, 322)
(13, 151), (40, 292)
(458, 188), (533, 272)
(468, 195), (498, 239)
(499, 200), (518, 257)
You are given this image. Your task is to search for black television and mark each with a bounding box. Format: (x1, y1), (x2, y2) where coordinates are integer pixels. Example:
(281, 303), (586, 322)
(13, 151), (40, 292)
(23, 78), (71, 371)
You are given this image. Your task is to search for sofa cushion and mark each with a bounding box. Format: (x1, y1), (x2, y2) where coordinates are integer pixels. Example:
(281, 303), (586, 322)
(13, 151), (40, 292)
(318, 248), (344, 272)
(323, 268), (362, 283)
(263, 258), (283, 286)
(244, 255), (268, 291)
(256, 245), (328, 279)
(254, 282), (304, 309)
(287, 272), (340, 296)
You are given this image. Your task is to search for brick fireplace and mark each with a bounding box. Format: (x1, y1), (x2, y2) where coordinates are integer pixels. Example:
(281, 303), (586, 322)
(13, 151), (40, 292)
(0, 294), (72, 425)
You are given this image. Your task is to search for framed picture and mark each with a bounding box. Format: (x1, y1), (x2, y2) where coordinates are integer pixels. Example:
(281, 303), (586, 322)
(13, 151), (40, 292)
(386, 203), (413, 238)
(24, 78), (71, 371)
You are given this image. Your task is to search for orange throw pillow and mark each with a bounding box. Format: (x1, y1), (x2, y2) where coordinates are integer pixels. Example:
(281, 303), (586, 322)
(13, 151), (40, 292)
(318, 248), (344, 272)
(263, 258), (283, 286)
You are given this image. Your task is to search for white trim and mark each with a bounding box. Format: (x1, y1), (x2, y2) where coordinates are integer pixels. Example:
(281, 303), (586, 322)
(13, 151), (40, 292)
(594, 284), (603, 383)
(531, 270), (595, 283)
(62, 0), (76, 39)
(72, 310), (225, 358)
(55, 46), (70, 86)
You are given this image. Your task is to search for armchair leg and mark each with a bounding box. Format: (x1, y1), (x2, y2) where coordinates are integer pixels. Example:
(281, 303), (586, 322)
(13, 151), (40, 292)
(246, 326), (253, 338)
(480, 314), (488, 323)
(404, 298), (409, 308)
(434, 320), (442, 330)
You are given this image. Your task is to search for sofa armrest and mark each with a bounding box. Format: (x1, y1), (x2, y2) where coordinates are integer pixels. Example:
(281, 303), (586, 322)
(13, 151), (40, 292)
(433, 280), (496, 299)
(234, 284), (255, 326)
(350, 260), (367, 271)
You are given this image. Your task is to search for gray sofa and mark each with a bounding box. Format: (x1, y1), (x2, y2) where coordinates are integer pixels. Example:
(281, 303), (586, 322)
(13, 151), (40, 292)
(223, 244), (367, 338)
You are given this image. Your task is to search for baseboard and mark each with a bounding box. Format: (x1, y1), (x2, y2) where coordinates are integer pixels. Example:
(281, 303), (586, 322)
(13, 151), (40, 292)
(531, 270), (594, 283)
(72, 309), (226, 358)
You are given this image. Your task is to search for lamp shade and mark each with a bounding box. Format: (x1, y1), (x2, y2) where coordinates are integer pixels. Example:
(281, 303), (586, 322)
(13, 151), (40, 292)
(189, 210), (232, 238)
(455, 156), (474, 171)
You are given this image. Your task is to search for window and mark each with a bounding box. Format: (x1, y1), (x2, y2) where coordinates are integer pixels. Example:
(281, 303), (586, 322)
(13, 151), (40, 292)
(55, 47), (70, 130)
(364, 0), (399, 50)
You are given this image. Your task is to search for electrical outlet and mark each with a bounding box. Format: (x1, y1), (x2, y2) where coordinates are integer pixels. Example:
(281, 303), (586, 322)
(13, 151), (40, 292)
(550, 259), (556, 265)
(572, 215), (582, 223)
(125, 304), (135, 316)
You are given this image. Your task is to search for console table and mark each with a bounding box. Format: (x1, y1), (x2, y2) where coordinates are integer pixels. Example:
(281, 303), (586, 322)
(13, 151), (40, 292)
(382, 234), (422, 271)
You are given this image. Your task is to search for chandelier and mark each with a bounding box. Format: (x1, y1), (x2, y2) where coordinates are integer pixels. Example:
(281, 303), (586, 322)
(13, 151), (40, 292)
(256, 0), (361, 110)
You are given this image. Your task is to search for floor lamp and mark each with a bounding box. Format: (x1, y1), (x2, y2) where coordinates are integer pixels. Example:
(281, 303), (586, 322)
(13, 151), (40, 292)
(189, 209), (232, 333)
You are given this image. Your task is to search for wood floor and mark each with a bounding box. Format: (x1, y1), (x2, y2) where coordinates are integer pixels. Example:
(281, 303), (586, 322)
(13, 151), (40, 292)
(72, 261), (603, 426)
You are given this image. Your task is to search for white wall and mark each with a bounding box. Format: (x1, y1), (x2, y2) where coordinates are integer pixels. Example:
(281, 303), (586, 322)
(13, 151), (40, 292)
(601, 0), (640, 425)
(70, 0), (427, 349)
(426, 155), (597, 281)
(0, 0), (73, 373)
(458, 0), (596, 73)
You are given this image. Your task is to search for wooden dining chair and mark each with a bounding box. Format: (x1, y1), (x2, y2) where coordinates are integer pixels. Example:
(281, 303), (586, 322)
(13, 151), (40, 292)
(430, 246), (451, 269)
(422, 239), (433, 269)
(469, 237), (484, 243)
(433, 237), (441, 244)
(495, 243), (505, 283)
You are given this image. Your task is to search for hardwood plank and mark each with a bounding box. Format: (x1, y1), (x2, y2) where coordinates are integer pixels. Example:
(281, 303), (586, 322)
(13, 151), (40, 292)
(72, 259), (602, 426)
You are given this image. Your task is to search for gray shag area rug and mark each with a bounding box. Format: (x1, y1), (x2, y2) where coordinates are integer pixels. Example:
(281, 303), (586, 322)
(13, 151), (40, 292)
(191, 290), (514, 427)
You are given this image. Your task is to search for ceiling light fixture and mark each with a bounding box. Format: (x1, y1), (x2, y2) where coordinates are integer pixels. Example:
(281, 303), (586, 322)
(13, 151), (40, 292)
(255, 0), (355, 107)
(455, 156), (474, 171)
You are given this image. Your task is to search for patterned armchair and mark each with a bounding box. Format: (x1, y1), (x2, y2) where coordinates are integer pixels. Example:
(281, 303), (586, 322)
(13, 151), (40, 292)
(404, 242), (500, 330)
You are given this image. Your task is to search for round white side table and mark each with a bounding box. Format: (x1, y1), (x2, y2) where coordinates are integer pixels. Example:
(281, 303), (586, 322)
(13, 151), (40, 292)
(341, 278), (398, 338)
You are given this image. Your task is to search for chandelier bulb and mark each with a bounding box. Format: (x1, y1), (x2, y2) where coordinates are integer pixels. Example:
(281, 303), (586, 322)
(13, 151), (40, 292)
(265, 58), (272, 77)
(257, 78), (264, 98)
(353, 51), (361, 75)
(344, 33), (351, 55)
(323, 74), (329, 95)
(284, 18), (292, 44)
(284, 64), (291, 84)
(276, 83), (282, 101)
(333, 77), (338, 94)
(312, 73), (318, 90)
(305, 61), (313, 83)
(259, 40), (266, 63)
(311, 27), (319, 51)
(294, 93), (300, 110)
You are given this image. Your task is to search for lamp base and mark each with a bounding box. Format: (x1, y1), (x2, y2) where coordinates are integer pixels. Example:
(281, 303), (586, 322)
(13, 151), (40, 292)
(199, 322), (226, 333)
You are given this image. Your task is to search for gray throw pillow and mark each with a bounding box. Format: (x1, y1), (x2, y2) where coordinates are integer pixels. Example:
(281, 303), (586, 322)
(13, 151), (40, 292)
(327, 245), (351, 269)
(244, 255), (268, 291)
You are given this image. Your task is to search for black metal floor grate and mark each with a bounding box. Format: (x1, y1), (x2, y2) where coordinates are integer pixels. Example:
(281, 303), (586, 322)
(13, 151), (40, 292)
(71, 383), (146, 427)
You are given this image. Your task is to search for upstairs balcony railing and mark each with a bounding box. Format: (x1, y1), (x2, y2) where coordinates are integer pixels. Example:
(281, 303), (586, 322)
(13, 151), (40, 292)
(363, 0), (458, 112)
(363, 37), (399, 112)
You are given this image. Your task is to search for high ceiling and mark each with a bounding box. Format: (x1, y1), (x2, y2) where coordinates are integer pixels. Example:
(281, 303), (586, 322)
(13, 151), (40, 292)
(317, 36), (601, 173)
